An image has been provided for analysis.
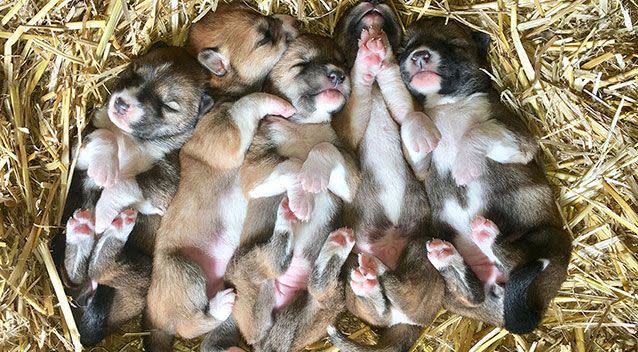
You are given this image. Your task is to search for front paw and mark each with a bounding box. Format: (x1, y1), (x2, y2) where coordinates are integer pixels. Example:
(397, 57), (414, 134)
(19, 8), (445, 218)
(298, 159), (331, 194)
(354, 28), (388, 84)
(287, 185), (314, 221)
(87, 155), (119, 188)
(401, 111), (440, 156)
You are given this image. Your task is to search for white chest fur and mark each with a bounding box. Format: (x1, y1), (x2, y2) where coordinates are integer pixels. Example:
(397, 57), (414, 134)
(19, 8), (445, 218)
(362, 90), (408, 225)
(427, 94), (491, 176)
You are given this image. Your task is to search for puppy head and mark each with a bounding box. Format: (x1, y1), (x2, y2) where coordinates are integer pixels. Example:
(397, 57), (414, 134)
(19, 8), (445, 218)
(188, 4), (298, 94)
(108, 46), (211, 141)
(399, 18), (491, 103)
(334, 0), (401, 67)
(266, 34), (350, 123)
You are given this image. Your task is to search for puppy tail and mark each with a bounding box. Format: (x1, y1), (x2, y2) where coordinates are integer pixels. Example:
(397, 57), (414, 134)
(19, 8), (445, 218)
(327, 324), (420, 352)
(504, 256), (568, 334)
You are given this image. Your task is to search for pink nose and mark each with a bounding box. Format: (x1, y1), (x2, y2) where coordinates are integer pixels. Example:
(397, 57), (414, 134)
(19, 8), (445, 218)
(114, 97), (130, 115)
(412, 50), (431, 69)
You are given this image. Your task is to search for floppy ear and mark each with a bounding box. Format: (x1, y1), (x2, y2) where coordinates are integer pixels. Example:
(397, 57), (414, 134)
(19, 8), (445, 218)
(471, 31), (491, 58)
(198, 91), (215, 116)
(198, 48), (228, 77)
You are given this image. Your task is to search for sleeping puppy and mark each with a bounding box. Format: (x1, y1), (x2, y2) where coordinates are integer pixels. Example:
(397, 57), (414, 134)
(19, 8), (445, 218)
(327, 1), (446, 351)
(53, 45), (211, 346)
(145, 4), (298, 351)
(205, 33), (359, 352)
(399, 18), (572, 333)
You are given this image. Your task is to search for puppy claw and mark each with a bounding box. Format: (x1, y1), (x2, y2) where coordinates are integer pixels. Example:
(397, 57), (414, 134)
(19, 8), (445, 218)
(209, 288), (236, 322)
(66, 209), (96, 244)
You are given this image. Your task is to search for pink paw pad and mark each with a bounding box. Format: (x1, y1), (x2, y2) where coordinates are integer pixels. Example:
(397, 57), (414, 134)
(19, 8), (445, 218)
(66, 209), (96, 242)
(109, 209), (137, 230)
(350, 253), (379, 297)
(426, 239), (461, 270)
(329, 228), (355, 247)
(470, 216), (499, 245)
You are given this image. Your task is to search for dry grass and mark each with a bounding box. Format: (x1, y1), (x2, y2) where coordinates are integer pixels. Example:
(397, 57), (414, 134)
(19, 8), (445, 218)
(1, 0), (637, 351)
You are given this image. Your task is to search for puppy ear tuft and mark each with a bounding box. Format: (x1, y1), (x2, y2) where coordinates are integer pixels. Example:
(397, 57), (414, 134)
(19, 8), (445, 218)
(198, 48), (228, 77)
(471, 31), (491, 58)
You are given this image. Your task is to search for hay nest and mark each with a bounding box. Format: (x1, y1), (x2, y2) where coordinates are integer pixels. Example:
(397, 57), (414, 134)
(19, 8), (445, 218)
(1, 0), (637, 351)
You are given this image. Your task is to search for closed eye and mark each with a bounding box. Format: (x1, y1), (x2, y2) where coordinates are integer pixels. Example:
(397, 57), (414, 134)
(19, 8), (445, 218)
(162, 101), (180, 112)
(257, 29), (273, 47)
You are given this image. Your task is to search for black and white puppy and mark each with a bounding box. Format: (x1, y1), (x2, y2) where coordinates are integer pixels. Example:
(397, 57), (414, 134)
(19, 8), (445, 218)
(52, 45), (213, 346)
(399, 18), (572, 333)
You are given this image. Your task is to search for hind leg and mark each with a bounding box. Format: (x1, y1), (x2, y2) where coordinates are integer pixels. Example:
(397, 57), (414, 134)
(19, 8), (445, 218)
(200, 318), (245, 352)
(88, 209), (137, 280)
(309, 228), (356, 304)
(426, 239), (485, 306)
(64, 209), (97, 285)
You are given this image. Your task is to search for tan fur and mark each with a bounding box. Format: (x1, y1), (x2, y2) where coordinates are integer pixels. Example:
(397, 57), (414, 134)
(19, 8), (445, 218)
(145, 5), (298, 350)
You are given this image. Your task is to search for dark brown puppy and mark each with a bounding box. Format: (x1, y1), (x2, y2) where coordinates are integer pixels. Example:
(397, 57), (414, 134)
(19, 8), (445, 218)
(53, 45), (211, 346)
(207, 34), (359, 352)
(145, 5), (298, 351)
(327, 1), (445, 351)
(399, 18), (572, 334)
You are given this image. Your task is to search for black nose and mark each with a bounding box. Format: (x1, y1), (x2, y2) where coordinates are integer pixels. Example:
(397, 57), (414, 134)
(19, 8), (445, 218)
(412, 50), (432, 68)
(114, 97), (129, 114)
(328, 70), (345, 86)
(367, 0), (381, 5)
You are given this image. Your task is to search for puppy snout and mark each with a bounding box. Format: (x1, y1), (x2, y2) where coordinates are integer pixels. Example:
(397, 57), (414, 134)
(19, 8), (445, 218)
(114, 97), (130, 114)
(366, 0), (381, 5)
(328, 69), (346, 86)
(412, 50), (432, 69)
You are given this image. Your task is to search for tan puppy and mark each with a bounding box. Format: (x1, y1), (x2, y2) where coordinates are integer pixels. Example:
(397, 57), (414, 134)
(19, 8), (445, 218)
(145, 5), (298, 351)
(204, 34), (359, 352)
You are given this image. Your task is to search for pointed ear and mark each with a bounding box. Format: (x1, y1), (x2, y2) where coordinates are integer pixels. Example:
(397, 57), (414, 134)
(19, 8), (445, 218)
(471, 31), (491, 58)
(198, 48), (228, 77)
(198, 91), (215, 116)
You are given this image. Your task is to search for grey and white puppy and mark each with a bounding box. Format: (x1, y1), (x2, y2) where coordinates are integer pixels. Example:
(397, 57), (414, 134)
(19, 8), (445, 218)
(399, 18), (572, 334)
(53, 45), (212, 346)
(327, 1), (447, 351)
(202, 33), (359, 352)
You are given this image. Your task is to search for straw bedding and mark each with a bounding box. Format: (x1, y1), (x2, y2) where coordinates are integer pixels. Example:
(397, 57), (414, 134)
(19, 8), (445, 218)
(1, 0), (636, 351)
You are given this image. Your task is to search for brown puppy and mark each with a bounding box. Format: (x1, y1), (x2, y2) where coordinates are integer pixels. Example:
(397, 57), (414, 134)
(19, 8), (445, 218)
(145, 5), (298, 351)
(207, 34), (359, 352)
(327, 1), (445, 351)
(399, 18), (572, 334)
(53, 45), (211, 346)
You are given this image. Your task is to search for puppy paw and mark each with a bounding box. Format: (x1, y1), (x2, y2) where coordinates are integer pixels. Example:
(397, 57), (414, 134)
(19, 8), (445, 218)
(209, 288), (236, 322)
(265, 96), (296, 118)
(287, 185), (314, 221)
(426, 239), (464, 271)
(470, 216), (499, 249)
(298, 157), (332, 194)
(103, 209), (137, 242)
(354, 28), (386, 84)
(401, 111), (440, 155)
(325, 228), (356, 256)
(87, 154), (119, 188)
(66, 209), (96, 244)
(350, 253), (380, 297)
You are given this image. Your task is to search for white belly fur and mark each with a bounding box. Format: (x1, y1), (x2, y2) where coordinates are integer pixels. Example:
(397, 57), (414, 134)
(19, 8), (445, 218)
(362, 91), (408, 225)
